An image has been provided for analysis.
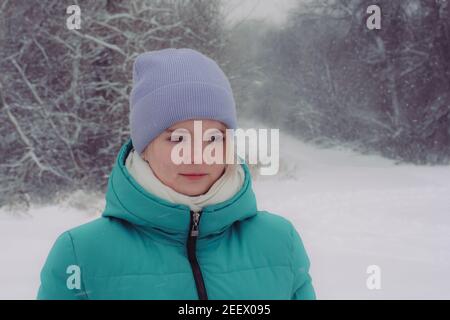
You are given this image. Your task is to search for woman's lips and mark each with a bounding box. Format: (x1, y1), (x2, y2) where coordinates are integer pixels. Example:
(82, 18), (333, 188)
(179, 173), (208, 180)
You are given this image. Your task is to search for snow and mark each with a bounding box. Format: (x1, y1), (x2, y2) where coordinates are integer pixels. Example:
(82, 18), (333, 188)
(253, 126), (450, 299)
(0, 200), (101, 300)
(1, 126), (449, 299)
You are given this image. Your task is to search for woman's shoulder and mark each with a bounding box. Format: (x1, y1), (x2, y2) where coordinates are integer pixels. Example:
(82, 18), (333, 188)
(58, 216), (136, 250)
(245, 210), (298, 234)
(230, 210), (310, 272)
(237, 210), (304, 249)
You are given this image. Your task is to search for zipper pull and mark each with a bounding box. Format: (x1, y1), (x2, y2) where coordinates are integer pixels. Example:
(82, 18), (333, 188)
(190, 210), (201, 237)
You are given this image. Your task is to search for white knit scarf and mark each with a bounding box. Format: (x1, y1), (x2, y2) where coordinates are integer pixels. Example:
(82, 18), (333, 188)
(125, 149), (245, 212)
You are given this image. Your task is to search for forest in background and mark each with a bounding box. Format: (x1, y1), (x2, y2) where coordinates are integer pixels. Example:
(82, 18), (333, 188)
(1, 0), (449, 209)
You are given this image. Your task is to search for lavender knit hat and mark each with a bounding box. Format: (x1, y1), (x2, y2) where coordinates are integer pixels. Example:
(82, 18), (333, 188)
(129, 48), (238, 155)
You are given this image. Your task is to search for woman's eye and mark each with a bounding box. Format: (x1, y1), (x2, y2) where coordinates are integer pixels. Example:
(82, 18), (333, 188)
(170, 135), (184, 142)
(209, 135), (223, 142)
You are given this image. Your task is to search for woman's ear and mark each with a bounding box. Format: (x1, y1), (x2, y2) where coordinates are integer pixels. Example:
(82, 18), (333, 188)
(141, 152), (151, 166)
(139, 148), (146, 159)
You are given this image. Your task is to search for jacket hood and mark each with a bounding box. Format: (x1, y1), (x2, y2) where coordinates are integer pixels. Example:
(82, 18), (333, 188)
(102, 138), (258, 243)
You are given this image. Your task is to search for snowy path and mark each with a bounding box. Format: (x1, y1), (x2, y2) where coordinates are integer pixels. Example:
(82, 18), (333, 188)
(253, 127), (450, 299)
(1, 126), (449, 299)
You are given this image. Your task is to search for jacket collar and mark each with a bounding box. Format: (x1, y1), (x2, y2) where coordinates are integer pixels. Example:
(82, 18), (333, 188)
(102, 138), (258, 244)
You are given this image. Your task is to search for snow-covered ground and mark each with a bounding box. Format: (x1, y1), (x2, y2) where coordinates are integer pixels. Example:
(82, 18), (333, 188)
(253, 127), (450, 299)
(1, 125), (449, 299)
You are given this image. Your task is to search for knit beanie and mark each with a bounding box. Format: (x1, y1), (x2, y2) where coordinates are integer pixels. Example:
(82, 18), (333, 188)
(129, 48), (238, 155)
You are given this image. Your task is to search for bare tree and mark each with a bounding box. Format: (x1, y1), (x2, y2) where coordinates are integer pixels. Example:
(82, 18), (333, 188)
(0, 0), (230, 209)
(259, 0), (450, 164)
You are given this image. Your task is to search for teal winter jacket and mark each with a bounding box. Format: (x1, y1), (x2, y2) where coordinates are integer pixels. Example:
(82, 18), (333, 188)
(37, 138), (316, 300)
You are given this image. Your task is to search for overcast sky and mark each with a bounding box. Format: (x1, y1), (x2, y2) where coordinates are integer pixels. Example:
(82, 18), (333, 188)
(223, 0), (298, 26)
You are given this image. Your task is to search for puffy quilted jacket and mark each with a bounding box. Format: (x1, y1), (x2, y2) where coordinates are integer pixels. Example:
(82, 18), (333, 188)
(37, 138), (316, 299)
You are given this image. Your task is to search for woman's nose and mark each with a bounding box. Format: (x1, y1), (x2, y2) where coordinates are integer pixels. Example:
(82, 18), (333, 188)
(189, 141), (209, 164)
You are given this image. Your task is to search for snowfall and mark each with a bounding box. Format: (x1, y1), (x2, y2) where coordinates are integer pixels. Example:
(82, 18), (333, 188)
(1, 121), (449, 300)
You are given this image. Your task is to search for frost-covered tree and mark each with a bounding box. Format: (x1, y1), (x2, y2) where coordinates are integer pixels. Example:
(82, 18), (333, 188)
(0, 0), (230, 209)
(259, 0), (450, 164)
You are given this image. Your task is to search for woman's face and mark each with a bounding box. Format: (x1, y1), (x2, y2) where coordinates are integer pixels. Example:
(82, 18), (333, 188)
(141, 119), (228, 196)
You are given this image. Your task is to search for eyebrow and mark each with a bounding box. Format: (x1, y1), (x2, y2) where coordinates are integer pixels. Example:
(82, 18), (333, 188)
(165, 128), (189, 133)
(165, 128), (226, 133)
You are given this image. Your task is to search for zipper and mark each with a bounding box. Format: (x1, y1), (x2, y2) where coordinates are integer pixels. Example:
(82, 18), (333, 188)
(187, 210), (208, 300)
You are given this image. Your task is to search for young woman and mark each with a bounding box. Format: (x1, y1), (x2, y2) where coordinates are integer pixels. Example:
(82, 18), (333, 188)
(37, 48), (316, 300)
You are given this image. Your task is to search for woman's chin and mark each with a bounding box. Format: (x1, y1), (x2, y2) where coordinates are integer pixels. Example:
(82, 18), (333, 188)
(175, 185), (209, 197)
